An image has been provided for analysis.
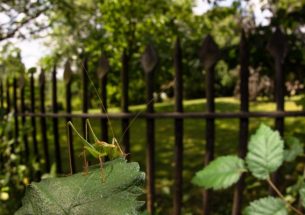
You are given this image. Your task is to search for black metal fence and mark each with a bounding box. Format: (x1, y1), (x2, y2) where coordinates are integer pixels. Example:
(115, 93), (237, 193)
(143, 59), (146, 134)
(1, 28), (303, 215)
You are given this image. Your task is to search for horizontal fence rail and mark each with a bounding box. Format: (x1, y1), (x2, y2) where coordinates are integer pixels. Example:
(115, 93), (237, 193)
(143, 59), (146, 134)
(1, 28), (301, 215)
(15, 111), (305, 119)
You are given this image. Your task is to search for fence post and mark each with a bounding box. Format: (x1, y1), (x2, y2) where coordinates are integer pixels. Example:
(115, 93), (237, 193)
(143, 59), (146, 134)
(29, 68), (38, 156)
(267, 27), (288, 193)
(19, 75), (29, 162)
(52, 66), (62, 173)
(97, 56), (109, 142)
(199, 35), (220, 215)
(173, 37), (184, 215)
(81, 57), (89, 139)
(232, 30), (249, 215)
(141, 44), (158, 214)
(0, 79), (3, 110)
(39, 70), (50, 172)
(121, 50), (130, 158)
(64, 60), (75, 173)
(13, 77), (19, 153)
(29, 68), (40, 176)
(6, 78), (11, 115)
(0, 78), (3, 167)
(5, 78), (14, 155)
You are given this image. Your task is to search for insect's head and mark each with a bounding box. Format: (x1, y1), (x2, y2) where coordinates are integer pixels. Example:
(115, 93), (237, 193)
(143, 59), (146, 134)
(108, 145), (127, 160)
(95, 139), (127, 160)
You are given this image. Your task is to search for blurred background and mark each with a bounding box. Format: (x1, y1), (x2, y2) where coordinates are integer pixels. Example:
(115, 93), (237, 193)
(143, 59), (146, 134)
(1, 0), (305, 214)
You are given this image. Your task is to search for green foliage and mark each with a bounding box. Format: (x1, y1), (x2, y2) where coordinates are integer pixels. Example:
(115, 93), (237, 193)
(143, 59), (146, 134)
(15, 158), (145, 215)
(246, 124), (284, 180)
(0, 112), (29, 214)
(191, 155), (245, 190)
(244, 197), (287, 215)
(284, 136), (303, 162)
(36, 0), (241, 104)
(0, 109), (47, 215)
(0, 43), (25, 78)
(192, 124), (305, 214)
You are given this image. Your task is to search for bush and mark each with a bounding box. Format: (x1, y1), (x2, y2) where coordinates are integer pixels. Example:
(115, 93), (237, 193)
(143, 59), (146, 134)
(0, 112), (30, 214)
(192, 124), (305, 214)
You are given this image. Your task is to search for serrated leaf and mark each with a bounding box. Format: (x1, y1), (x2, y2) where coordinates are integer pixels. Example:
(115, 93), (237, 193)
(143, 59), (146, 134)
(299, 186), (305, 208)
(191, 155), (245, 190)
(15, 158), (145, 215)
(244, 197), (287, 215)
(246, 124), (284, 180)
(284, 136), (303, 162)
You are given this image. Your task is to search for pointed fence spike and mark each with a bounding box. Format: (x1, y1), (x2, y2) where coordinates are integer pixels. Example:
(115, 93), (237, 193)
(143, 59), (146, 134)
(141, 44), (158, 73)
(97, 56), (109, 79)
(18, 74), (25, 89)
(64, 60), (73, 84)
(199, 35), (220, 71)
(28, 67), (37, 74)
(267, 28), (288, 63)
(39, 69), (45, 86)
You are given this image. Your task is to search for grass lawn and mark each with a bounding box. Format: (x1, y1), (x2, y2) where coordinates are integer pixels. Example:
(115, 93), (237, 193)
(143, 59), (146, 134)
(26, 96), (305, 214)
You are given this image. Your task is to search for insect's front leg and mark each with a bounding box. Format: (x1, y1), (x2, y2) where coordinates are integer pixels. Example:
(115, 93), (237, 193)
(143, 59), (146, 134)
(112, 138), (126, 157)
(98, 156), (106, 182)
(82, 149), (89, 176)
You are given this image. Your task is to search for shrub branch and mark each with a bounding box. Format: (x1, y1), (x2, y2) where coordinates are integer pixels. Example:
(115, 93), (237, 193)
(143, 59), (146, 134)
(267, 178), (303, 215)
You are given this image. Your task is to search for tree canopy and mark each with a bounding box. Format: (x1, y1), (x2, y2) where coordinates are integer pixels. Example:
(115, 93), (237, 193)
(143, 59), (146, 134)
(1, 0), (305, 103)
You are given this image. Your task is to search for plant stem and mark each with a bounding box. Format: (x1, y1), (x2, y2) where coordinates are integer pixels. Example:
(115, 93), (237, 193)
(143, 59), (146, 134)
(267, 178), (304, 215)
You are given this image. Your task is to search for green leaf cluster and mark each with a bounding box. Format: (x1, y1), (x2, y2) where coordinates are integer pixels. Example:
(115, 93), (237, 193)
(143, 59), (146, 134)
(0, 112), (34, 214)
(36, 0), (241, 105)
(192, 124), (285, 189)
(192, 124), (305, 214)
(0, 42), (25, 78)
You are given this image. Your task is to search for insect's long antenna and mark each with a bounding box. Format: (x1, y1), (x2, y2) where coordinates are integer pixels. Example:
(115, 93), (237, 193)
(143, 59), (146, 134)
(79, 60), (116, 140)
(118, 97), (155, 144)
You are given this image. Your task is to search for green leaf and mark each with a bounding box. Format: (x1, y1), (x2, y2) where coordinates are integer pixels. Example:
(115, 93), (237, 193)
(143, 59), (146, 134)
(246, 124), (284, 180)
(299, 186), (305, 208)
(244, 197), (287, 215)
(284, 136), (303, 162)
(15, 158), (145, 215)
(191, 155), (245, 190)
